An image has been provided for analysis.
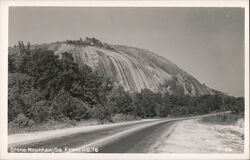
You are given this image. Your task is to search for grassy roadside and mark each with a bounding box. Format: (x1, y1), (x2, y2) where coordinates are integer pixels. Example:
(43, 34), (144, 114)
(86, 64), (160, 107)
(8, 112), (241, 135)
(153, 114), (244, 153)
(200, 112), (244, 125)
(8, 114), (141, 135)
(8, 119), (100, 135)
(199, 112), (244, 149)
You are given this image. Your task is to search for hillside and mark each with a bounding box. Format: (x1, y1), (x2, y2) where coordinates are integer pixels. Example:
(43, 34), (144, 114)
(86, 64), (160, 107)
(8, 38), (244, 133)
(9, 38), (216, 96)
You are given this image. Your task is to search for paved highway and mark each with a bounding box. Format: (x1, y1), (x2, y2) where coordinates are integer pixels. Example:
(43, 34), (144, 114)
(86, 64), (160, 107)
(9, 113), (222, 153)
(9, 119), (178, 153)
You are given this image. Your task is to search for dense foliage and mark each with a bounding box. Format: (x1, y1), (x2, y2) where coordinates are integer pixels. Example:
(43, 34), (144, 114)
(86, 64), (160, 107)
(8, 41), (245, 128)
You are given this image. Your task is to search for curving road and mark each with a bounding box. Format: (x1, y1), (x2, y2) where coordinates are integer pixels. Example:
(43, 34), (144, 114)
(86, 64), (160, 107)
(8, 113), (221, 153)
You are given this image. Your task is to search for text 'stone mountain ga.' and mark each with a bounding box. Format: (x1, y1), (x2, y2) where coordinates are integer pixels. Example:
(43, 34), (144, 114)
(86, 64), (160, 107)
(9, 38), (218, 96)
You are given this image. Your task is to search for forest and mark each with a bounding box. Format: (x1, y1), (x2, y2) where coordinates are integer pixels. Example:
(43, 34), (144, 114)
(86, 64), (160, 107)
(8, 42), (244, 129)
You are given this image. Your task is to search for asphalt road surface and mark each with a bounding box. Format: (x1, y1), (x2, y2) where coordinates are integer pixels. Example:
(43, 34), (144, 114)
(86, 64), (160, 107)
(9, 113), (222, 153)
(9, 119), (179, 153)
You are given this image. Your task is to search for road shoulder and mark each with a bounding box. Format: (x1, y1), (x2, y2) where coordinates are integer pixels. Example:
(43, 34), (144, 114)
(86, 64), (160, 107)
(152, 118), (244, 153)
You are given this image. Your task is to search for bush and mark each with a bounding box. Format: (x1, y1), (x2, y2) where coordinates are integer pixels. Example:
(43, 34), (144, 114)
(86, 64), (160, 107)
(232, 97), (244, 114)
(111, 86), (134, 115)
(50, 89), (72, 120)
(179, 106), (189, 116)
(9, 113), (35, 128)
(91, 104), (113, 123)
(111, 113), (127, 122)
(8, 94), (23, 122)
(27, 100), (50, 123)
(134, 89), (162, 118)
(111, 113), (137, 122)
(155, 104), (169, 117)
(64, 97), (89, 121)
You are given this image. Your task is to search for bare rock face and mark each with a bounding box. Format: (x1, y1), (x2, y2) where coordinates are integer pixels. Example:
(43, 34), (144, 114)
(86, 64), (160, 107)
(11, 38), (216, 96)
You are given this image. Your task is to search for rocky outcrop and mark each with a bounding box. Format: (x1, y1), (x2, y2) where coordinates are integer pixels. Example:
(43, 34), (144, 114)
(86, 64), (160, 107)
(9, 38), (216, 96)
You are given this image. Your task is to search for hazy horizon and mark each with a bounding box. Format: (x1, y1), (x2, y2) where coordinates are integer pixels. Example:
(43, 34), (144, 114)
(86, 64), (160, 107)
(9, 7), (245, 97)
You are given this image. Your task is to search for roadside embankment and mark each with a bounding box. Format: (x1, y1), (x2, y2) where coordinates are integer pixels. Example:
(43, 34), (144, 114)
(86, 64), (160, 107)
(152, 113), (244, 153)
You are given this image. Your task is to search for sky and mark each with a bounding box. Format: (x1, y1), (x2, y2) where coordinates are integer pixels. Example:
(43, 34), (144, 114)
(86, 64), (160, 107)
(9, 7), (245, 97)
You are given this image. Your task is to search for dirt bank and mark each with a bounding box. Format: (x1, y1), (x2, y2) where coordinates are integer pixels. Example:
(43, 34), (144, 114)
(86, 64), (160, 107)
(152, 118), (244, 153)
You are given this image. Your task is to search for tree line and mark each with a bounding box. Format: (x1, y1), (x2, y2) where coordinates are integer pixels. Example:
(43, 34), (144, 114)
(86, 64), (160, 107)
(8, 42), (244, 128)
(65, 37), (117, 51)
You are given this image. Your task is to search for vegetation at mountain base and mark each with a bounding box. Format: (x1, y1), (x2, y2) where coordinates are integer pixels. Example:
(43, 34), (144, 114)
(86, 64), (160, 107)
(8, 41), (245, 132)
